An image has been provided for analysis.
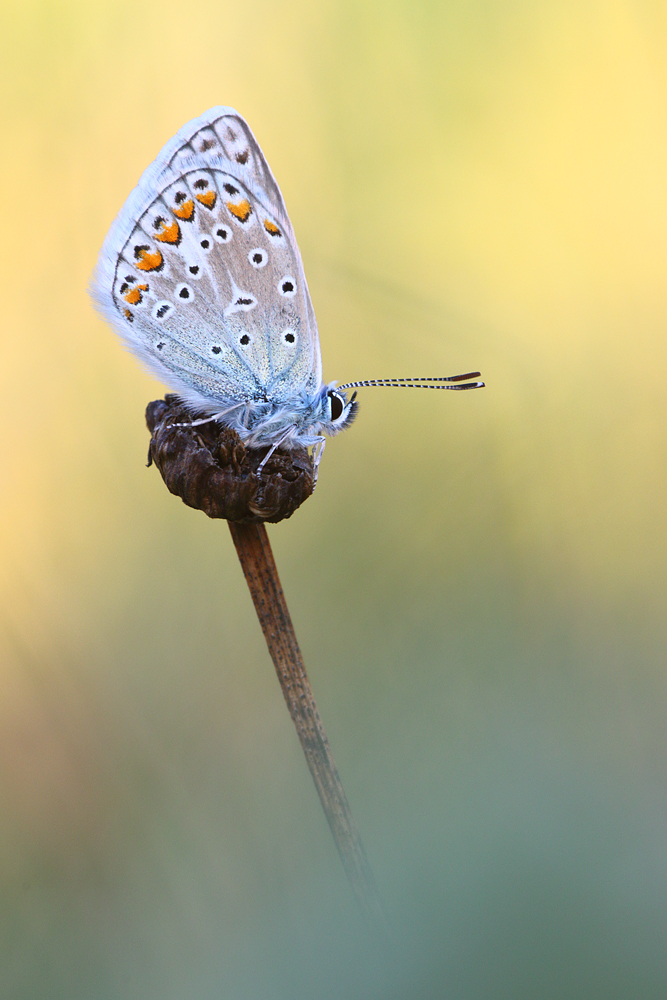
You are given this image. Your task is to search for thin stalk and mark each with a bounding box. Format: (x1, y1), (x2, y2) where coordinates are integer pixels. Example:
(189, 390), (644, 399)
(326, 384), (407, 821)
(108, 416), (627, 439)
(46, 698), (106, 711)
(228, 520), (386, 930)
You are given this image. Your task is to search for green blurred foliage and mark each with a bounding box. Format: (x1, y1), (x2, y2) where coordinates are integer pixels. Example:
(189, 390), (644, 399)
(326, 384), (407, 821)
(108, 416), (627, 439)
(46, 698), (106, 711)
(2, 1), (667, 997)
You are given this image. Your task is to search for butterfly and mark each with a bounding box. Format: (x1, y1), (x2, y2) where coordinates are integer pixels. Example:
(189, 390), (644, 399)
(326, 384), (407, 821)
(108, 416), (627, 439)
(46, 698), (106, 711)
(92, 107), (483, 479)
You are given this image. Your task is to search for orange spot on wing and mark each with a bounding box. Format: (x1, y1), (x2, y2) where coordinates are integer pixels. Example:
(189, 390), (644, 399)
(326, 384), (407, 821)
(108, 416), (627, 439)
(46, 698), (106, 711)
(227, 199), (252, 223)
(154, 220), (181, 243)
(135, 248), (163, 272)
(195, 190), (216, 209)
(264, 219), (281, 237)
(173, 199), (194, 220)
(124, 308), (132, 319)
(123, 282), (149, 305)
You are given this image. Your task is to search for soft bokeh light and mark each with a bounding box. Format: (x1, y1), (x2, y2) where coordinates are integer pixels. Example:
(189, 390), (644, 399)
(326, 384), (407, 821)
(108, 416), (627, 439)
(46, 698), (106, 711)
(3, 1), (667, 997)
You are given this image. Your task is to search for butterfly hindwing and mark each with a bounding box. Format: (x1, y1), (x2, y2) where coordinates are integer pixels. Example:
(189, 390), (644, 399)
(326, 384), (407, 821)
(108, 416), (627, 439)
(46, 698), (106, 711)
(93, 107), (322, 413)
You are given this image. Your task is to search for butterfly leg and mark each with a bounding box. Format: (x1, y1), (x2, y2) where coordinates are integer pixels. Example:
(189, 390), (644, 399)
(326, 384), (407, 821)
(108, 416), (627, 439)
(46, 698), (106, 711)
(255, 426), (295, 477)
(311, 437), (326, 486)
(169, 402), (244, 428)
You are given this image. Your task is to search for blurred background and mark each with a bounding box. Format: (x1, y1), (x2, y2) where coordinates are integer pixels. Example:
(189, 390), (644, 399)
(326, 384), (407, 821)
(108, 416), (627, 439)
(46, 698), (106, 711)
(2, 0), (667, 996)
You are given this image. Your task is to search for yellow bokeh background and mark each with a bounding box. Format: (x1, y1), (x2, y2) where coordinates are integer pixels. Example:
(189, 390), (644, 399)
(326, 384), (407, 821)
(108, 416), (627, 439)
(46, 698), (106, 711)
(3, 1), (667, 996)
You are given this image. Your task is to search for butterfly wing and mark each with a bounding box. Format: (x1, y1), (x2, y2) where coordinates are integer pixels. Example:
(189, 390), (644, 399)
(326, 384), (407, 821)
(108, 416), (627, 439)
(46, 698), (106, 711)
(92, 107), (322, 413)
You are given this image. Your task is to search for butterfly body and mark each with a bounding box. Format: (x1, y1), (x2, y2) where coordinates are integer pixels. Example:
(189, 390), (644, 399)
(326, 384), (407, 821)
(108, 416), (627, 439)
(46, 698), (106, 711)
(92, 106), (357, 464)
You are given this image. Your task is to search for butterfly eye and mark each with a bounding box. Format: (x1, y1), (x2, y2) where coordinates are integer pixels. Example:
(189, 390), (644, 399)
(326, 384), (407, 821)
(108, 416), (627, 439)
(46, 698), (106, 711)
(278, 276), (296, 298)
(248, 248), (267, 268)
(175, 283), (194, 301)
(152, 300), (173, 321)
(213, 226), (232, 244)
(199, 236), (213, 252)
(327, 390), (344, 421)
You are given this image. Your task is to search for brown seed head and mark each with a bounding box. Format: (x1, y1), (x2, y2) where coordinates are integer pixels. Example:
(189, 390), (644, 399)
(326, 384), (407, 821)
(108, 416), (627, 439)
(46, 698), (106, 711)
(145, 396), (315, 523)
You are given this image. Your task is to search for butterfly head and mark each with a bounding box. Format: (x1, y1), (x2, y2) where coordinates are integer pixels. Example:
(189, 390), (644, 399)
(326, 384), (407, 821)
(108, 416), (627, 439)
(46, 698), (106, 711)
(320, 385), (359, 436)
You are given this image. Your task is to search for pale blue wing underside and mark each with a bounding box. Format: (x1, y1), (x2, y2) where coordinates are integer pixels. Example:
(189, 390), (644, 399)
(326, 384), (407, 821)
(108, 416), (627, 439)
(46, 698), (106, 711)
(92, 107), (322, 413)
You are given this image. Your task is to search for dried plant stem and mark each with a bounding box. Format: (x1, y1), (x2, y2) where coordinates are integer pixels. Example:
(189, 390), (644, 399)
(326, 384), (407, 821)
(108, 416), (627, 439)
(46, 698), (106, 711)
(228, 520), (386, 929)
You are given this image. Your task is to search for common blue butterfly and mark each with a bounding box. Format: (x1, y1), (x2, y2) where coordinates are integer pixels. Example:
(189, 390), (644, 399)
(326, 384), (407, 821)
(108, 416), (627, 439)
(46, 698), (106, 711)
(92, 107), (483, 478)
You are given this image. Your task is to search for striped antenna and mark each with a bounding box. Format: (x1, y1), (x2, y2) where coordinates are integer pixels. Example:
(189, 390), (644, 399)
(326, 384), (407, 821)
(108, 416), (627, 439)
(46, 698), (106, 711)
(336, 372), (484, 391)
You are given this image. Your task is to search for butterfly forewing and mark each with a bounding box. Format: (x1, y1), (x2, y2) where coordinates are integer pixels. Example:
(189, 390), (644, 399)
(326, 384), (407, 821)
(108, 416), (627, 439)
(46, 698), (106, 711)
(163, 111), (291, 229)
(95, 107), (321, 412)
